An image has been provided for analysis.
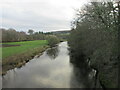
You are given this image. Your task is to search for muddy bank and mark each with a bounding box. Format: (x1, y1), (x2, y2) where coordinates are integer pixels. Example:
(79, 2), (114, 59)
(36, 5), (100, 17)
(2, 46), (49, 75)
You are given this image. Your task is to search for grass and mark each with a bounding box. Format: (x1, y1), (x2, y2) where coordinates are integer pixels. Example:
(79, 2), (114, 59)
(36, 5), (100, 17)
(1, 40), (49, 75)
(2, 40), (48, 59)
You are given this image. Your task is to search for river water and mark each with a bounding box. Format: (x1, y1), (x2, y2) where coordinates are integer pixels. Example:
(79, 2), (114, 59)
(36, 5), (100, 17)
(2, 42), (95, 88)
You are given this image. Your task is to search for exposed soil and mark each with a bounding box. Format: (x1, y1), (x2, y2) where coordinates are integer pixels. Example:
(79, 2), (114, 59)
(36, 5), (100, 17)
(1, 44), (20, 47)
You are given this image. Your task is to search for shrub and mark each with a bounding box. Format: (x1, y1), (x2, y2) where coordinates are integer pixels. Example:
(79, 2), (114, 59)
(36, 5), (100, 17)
(46, 35), (60, 47)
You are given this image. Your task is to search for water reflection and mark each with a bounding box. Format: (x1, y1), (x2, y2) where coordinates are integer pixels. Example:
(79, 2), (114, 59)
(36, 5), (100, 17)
(69, 56), (95, 88)
(2, 42), (96, 88)
(46, 46), (59, 60)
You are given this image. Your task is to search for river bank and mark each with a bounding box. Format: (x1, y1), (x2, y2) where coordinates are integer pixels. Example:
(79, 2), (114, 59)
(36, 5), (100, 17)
(2, 45), (49, 75)
(2, 40), (49, 75)
(2, 40), (48, 58)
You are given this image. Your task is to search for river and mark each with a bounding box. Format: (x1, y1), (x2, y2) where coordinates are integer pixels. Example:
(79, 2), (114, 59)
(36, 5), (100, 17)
(2, 42), (95, 88)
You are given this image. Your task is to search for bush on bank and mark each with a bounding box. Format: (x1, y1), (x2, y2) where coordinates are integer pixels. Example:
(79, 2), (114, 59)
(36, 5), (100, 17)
(46, 35), (60, 47)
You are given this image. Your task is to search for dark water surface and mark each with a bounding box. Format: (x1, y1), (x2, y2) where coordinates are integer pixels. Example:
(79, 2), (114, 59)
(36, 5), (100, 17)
(2, 42), (95, 88)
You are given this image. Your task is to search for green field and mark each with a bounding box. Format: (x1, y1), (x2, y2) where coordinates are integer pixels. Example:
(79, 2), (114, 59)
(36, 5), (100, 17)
(2, 40), (48, 58)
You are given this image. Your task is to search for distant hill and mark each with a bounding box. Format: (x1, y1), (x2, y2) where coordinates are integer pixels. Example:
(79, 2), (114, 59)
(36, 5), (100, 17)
(52, 30), (71, 35)
(51, 30), (71, 40)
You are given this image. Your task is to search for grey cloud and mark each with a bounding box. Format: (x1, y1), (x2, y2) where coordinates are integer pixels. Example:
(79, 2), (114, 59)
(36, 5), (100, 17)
(1, 0), (87, 32)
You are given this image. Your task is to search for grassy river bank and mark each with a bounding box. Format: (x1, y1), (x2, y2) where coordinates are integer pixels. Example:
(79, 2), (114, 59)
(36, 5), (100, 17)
(1, 40), (49, 75)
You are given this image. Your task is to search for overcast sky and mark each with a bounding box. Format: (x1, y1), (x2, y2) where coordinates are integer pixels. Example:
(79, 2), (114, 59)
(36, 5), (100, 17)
(0, 0), (88, 32)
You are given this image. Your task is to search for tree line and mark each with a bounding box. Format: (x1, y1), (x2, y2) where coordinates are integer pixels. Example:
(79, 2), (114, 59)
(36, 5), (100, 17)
(68, 1), (119, 88)
(1, 28), (53, 42)
(1, 28), (61, 47)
